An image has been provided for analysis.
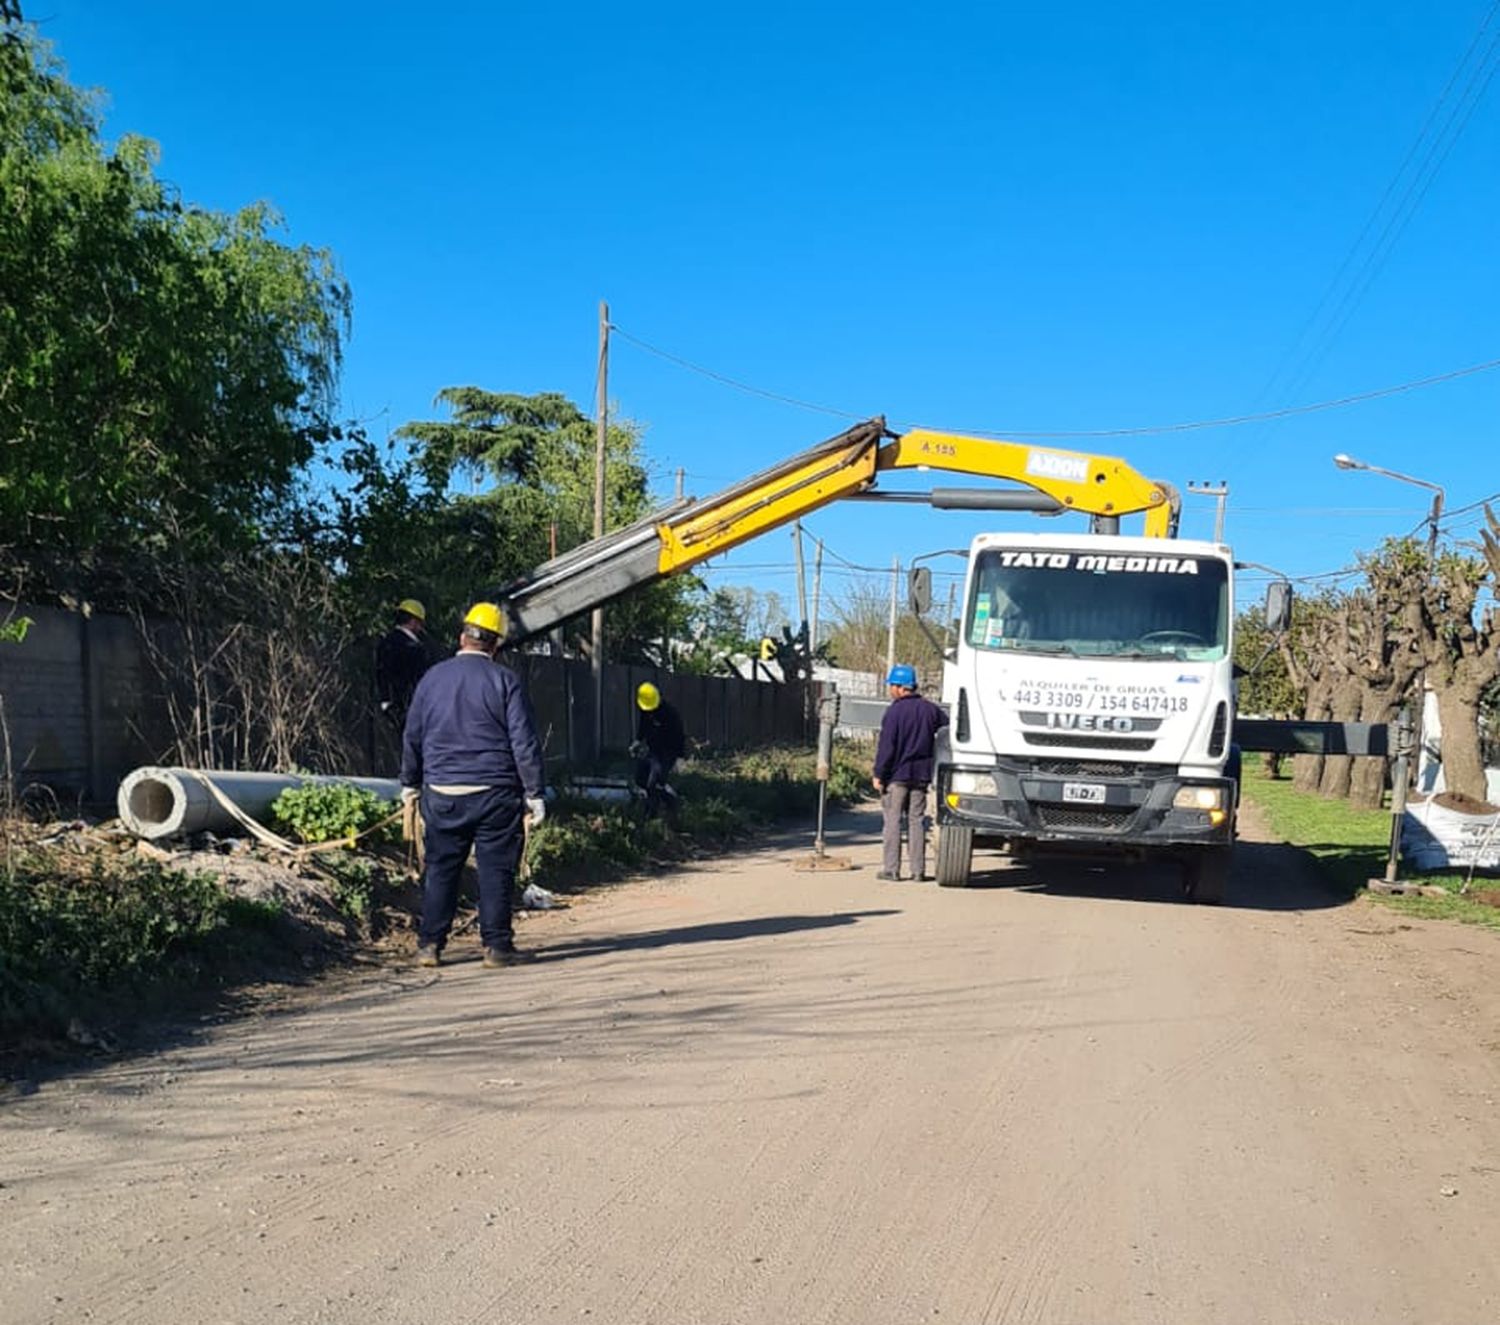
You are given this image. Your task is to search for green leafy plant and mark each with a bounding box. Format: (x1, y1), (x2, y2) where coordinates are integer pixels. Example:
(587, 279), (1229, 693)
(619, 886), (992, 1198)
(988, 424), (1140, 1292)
(0, 615), (31, 645)
(271, 782), (396, 846)
(0, 853), (230, 1027)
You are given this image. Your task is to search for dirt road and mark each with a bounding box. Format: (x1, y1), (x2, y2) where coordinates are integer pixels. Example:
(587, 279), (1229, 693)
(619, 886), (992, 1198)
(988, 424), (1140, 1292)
(5, 804), (1500, 1324)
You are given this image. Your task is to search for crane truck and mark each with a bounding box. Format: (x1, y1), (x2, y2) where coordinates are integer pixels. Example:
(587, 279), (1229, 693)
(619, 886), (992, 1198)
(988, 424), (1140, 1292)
(492, 416), (1294, 902)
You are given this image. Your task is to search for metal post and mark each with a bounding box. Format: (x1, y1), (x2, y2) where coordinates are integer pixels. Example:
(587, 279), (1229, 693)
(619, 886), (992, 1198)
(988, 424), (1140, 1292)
(793, 521), (809, 638)
(1385, 707), (1414, 884)
(591, 301), (609, 759)
(1187, 481), (1230, 543)
(886, 556), (900, 678)
(809, 538), (824, 657)
(675, 467), (685, 501)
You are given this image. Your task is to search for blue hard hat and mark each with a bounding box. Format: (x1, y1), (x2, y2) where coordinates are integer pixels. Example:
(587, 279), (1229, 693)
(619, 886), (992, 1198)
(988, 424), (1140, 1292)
(887, 663), (917, 688)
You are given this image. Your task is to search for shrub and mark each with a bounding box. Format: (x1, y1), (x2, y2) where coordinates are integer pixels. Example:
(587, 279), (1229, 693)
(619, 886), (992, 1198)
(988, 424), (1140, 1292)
(0, 852), (230, 1027)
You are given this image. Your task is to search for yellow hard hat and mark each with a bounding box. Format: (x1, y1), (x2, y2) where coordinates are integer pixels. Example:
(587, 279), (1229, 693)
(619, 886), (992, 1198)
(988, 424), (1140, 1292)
(637, 682), (661, 712)
(396, 598), (426, 621)
(463, 602), (506, 636)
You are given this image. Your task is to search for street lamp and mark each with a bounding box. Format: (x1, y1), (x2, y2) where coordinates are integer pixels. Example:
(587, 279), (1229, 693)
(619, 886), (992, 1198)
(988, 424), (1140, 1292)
(1331, 454), (1445, 558)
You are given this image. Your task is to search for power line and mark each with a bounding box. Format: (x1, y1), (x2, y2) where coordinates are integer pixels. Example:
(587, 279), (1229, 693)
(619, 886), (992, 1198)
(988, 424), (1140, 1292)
(615, 319), (1500, 440)
(612, 325), (861, 420)
(1260, 3), (1500, 411)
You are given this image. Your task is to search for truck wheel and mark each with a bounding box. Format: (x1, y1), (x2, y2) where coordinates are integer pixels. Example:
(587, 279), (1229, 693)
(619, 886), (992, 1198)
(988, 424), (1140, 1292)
(936, 825), (975, 888)
(1182, 847), (1231, 905)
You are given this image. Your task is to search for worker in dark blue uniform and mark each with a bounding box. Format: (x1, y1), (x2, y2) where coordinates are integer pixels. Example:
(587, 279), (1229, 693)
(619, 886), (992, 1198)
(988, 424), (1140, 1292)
(400, 602), (546, 969)
(873, 663), (949, 881)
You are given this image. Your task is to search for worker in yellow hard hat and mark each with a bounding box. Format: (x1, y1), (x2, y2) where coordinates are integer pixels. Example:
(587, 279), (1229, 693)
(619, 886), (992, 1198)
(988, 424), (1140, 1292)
(400, 601), (546, 970)
(375, 596), (432, 735)
(631, 681), (684, 824)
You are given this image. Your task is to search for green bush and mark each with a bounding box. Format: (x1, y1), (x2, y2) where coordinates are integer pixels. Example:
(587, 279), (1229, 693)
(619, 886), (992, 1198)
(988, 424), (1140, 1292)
(0, 852), (230, 1027)
(271, 782), (397, 846)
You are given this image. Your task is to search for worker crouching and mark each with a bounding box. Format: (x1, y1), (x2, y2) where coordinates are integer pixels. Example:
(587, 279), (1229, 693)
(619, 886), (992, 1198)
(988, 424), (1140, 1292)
(632, 682), (684, 824)
(400, 602), (547, 969)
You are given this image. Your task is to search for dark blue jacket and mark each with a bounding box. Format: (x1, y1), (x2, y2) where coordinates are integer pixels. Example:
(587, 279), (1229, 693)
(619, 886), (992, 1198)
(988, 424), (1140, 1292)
(874, 693), (949, 788)
(400, 653), (545, 797)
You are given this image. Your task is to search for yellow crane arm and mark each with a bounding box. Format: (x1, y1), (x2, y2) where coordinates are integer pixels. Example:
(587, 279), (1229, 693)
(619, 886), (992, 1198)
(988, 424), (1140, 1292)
(499, 417), (1177, 644)
(654, 419), (1175, 576)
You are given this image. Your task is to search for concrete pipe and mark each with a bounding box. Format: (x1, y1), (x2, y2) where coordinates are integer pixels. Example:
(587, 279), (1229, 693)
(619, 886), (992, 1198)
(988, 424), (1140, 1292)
(117, 767), (402, 842)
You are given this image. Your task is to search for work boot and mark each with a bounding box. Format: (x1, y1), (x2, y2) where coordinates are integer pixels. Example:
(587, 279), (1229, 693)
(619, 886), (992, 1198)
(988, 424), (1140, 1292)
(482, 944), (533, 969)
(415, 944), (440, 968)
(875, 871), (901, 882)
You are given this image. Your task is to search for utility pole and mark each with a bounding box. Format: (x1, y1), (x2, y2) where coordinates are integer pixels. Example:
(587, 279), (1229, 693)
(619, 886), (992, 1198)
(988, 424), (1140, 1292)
(1187, 481), (1229, 543)
(591, 300), (609, 759)
(809, 538), (824, 659)
(675, 467), (686, 501)
(793, 522), (809, 638)
(886, 556), (900, 679)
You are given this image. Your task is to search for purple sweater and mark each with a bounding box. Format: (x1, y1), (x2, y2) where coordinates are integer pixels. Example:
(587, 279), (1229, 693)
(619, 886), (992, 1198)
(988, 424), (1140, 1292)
(874, 693), (950, 787)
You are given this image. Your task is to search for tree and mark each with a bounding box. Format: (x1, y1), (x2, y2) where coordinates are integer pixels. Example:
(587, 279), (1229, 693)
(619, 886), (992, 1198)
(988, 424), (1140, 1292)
(392, 389), (696, 660)
(1411, 513), (1500, 802)
(824, 578), (944, 684)
(0, 24), (349, 598)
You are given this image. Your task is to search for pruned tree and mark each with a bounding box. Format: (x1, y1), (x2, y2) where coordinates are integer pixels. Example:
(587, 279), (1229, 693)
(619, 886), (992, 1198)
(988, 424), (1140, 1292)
(1413, 512), (1500, 803)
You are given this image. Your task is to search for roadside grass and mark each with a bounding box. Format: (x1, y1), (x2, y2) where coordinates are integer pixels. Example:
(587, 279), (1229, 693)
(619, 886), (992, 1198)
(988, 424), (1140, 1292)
(1240, 757), (1500, 930)
(0, 845), (301, 1046)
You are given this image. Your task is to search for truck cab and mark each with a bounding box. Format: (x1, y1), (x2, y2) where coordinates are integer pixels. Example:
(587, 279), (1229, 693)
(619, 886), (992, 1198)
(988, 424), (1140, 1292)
(932, 531), (1237, 900)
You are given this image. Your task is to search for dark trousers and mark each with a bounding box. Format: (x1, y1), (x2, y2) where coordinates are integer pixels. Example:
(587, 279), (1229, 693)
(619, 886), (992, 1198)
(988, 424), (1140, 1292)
(419, 786), (524, 951)
(634, 755), (678, 821)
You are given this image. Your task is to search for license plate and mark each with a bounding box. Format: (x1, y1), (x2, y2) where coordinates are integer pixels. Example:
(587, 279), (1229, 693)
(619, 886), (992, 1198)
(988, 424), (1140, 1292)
(1062, 782), (1106, 804)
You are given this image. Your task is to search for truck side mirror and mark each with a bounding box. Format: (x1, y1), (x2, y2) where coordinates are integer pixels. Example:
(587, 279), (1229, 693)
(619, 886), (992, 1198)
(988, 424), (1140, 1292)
(1264, 581), (1293, 635)
(907, 566), (932, 616)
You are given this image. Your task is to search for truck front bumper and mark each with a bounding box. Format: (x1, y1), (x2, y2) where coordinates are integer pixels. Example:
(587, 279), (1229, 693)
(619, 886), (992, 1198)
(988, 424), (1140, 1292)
(936, 759), (1236, 848)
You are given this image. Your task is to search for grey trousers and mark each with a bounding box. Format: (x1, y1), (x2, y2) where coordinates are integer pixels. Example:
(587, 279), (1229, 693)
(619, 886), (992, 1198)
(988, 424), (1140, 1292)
(881, 782), (929, 878)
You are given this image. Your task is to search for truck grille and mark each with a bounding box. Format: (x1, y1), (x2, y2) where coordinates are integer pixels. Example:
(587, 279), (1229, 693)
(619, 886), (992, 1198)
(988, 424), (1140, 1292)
(1020, 758), (1139, 778)
(1023, 733), (1155, 753)
(1036, 804), (1137, 833)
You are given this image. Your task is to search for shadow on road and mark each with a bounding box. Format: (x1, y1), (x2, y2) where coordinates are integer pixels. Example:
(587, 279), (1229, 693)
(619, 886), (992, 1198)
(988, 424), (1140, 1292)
(533, 909), (902, 962)
(956, 834), (1352, 912)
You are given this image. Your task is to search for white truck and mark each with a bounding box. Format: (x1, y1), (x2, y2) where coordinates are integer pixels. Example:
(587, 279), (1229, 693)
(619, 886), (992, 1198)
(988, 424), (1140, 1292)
(916, 531), (1258, 902)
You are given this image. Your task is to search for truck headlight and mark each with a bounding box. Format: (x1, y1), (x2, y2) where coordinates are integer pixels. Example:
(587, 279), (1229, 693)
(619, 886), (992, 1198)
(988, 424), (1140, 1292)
(950, 771), (998, 796)
(1173, 785), (1224, 810)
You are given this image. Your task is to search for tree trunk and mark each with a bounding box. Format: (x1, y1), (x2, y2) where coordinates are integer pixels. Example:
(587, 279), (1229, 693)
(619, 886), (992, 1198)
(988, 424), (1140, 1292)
(1318, 681), (1361, 800)
(1435, 686), (1491, 803)
(1349, 690), (1398, 811)
(1262, 751), (1284, 780)
(1293, 692), (1330, 793)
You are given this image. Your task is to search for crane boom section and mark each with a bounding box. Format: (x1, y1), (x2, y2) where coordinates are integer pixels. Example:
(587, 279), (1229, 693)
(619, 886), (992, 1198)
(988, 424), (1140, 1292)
(877, 429), (1175, 538)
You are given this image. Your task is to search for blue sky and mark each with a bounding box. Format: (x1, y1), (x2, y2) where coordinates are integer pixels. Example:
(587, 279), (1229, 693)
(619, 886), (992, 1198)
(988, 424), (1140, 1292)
(39, 1), (1498, 615)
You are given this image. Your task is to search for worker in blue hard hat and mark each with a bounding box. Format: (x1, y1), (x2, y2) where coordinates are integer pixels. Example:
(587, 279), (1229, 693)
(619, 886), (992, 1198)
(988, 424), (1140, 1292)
(872, 663), (949, 882)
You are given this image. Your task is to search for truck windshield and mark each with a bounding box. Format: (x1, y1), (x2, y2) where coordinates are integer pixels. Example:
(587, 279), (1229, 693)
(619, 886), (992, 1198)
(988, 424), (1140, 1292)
(966, 548), (1229, 660)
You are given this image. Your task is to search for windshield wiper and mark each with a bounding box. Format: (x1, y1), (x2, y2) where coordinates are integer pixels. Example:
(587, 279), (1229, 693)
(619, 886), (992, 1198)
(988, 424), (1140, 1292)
(1007, 641), (1079, 657)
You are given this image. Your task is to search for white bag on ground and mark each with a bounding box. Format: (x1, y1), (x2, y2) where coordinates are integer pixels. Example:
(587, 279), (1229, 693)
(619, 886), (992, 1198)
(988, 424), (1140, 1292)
(1401, 793), (1500, 872)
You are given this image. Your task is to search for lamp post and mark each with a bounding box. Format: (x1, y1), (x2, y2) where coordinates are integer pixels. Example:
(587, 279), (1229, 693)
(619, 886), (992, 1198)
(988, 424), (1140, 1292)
(1331, 453), (1446, 804)
(1331, 454), (1445, 559)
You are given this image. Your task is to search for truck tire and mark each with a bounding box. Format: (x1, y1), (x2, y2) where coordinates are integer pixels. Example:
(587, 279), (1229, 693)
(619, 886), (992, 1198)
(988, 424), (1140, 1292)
(936, 825), (975, 888)
(1182, 847), (1231, 905)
